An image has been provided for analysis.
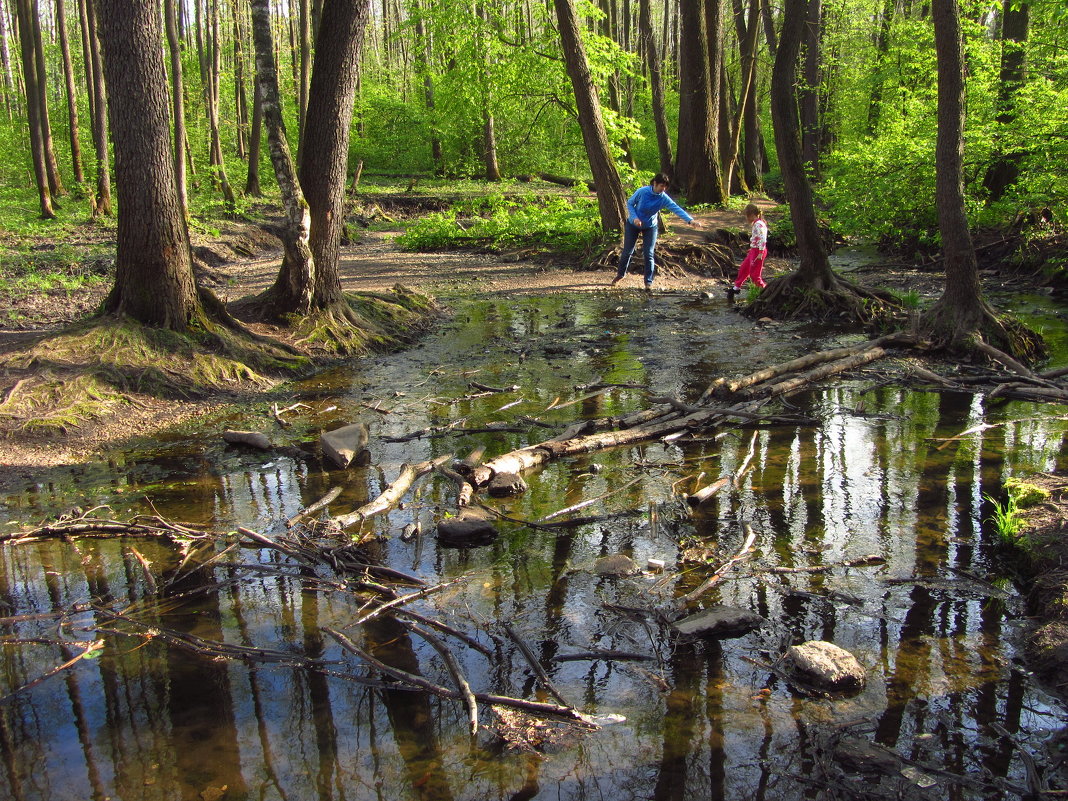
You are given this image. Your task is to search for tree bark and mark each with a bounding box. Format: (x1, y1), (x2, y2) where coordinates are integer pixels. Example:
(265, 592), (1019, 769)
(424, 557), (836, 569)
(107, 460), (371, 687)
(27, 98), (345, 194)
(676, 0), (723, 203)
(299, 0), (371, 307)
(799, 0), (822, 177)
(921, 0), (991, 344)
(250, 0), (315, 315)
(245, 78), (263, 196)
(724, 0), (760, 193)
(769, 0), (832, 284)
(97, 0), (201, 330)
(639, 0), (673, 174)
(297, 0), (311, 153)
(55, 0), (85, 185)
(553, 0), (626, 232)
(866, 0), (892, 135)
(206, 0), (235, 205)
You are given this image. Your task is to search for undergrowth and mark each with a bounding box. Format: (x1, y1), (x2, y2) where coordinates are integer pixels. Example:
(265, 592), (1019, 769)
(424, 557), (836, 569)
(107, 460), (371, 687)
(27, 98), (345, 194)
(395, 194), (605, 258)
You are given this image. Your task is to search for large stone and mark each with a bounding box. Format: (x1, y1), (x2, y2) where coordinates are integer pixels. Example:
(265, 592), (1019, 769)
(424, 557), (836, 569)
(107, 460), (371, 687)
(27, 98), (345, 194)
(437, 509), (498, 548)
(320, 423), (371, 469)
(593, 554), (641, 577)
(672, 606), (765, 639)
(487, 471), (528, 497)
(782, 640), (866, 693)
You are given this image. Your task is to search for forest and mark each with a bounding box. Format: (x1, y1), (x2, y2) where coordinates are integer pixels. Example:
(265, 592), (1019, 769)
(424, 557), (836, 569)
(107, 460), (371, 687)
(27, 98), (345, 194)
(2, 1), (1068, 800)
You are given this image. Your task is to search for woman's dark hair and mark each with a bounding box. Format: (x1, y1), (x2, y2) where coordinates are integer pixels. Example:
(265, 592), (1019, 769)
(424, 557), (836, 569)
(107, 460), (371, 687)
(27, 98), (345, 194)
(651, 173), (671, 187)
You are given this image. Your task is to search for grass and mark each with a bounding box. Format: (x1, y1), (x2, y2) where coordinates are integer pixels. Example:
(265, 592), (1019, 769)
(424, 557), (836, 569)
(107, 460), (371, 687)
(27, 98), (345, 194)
(985, 490), (1027, 545)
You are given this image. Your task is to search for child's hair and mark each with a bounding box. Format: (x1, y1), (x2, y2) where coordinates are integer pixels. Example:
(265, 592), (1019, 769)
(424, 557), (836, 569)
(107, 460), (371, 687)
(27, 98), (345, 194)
(743, 203), (763, 219)
(651, 173), (671, 187)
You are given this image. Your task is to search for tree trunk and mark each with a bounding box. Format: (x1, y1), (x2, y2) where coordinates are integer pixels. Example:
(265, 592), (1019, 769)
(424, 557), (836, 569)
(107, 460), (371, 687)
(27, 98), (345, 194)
(725, 0), (760, 193)
(799, 0), (822, 177)
(676, 0), (723, 204)
(97, 0), (201, 330)
(55, 0), (85, 185)
(29, 0), (65, 197)
(164, 0), (188, 219)
(297, 0), (311, 153)
(483, 112), (501, 181)
(413, 3), (441, 172)
(769, 0), (832, 283)
(13, 0), (54, 217)
(250, 0), (315, 315)
(245, 79), (263, 196)
(299, 0), (371, 308)
(207, 0), (235, 205)
(84, 0), (111, 216)
(0, 0), (15, 118)
(639, 0), (673, 174)
(982, 0), (1028, 201)
(553, 0), (626, 232)
(921, 0), (990, 344)
(232, 0), (249, 161)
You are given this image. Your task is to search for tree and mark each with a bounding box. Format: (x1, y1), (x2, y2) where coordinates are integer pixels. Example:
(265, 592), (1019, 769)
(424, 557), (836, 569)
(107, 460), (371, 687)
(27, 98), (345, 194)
(13, 0), (54, 218)
(982, 0), (1028, 201)
(920, 0), (1040, 359)
(676, 0), (724, 204)
(164, 0), (189, 218)
(747, 0), (891, 322)
(249, 0), (314, 316)
(55, 0), (85, 186)
(639, 0), (673, 174)
(553, 0), (626, 232)
(96, 0), (200, 328)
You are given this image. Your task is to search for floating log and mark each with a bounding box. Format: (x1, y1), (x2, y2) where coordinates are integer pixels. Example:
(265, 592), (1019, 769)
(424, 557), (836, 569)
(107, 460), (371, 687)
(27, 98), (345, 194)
(334, 454), (453, 529)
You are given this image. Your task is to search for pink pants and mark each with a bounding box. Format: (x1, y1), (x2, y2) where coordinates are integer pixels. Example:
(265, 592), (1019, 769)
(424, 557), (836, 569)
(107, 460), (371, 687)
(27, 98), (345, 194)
(734, 248), (767, 289)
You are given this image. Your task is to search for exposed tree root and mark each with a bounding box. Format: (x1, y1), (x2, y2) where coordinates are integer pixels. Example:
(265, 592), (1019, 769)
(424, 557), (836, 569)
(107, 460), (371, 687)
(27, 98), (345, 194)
(588, 240), (737, 280)
(743, 270), (902, 326)
(920, 296), (1047, 365)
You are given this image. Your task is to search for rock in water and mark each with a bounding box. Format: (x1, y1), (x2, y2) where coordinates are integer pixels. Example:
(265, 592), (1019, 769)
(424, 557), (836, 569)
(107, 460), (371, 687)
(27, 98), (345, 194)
(320, 423), (370, 469)
(487, 471), (528, 497)
(672, 606), (765, 639)
(782, 640), (865, 693)
(437, 508), (498, 548)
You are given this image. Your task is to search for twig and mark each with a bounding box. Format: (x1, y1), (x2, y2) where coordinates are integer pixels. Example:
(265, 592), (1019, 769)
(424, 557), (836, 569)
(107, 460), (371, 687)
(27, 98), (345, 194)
(406, 621), (479, 736)
(0, 640), (104, 705)
(287, 486), (343, 527)
(676, 523), (758, 606)
(536, 476), (642, 522)
(502, 623), (572, 709)
(334, 454), (453, 528)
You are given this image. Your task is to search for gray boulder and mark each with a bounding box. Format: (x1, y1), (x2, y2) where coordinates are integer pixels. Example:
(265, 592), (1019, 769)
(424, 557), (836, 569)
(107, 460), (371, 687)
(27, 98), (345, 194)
(782, 640), (865, 693)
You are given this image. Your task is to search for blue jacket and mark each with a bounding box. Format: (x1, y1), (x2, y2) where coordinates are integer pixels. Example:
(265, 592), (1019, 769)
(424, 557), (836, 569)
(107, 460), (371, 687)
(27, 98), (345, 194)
(626, 185), (694, 229)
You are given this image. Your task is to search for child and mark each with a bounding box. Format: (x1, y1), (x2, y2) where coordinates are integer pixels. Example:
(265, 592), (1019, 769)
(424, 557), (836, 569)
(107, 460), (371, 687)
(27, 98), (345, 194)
(728, 203), (768, 297)
(611, 173), (699, 291)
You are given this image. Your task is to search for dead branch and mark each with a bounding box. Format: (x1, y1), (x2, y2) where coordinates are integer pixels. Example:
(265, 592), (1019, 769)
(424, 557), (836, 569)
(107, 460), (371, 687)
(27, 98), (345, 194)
(454, 445), (487, 476)
(5, 513), (217, 545)
(973, 340), (1038, 379)
(503, 623), (572, 709)
(536, 476), (642, 522)
(741, 347), (892, 401)
(406, 621), (479, 736)
(686, 477), (731, 507)
(126, 547), (157, 594)
(325, 627), (595, 724)
(350, 575), (471, 627)
(676, 523), (758, 606)
(0, 639), (103, 705)
(470, 381), (520, 394)
(553, 649), (656, 663)
(335, 454), (453, 528)
(436, 464), (474, 507)
(286, 486), (343, 527)
(760, 554), (886, 573)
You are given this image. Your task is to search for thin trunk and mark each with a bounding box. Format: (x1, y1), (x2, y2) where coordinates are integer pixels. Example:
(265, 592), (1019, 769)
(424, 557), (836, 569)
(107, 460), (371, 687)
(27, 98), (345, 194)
(0, 0), (14, 118)
(245, 79), (263, 195)
(724, 0), (759, 193)
(866, 0), (892, 135)
(770, 0), (832, 282)
(799, 0), (822, 176)
(165, 0), (188, 218)
(483, 112), (500, 181)
(300, 0), (371, 308)
(14, 0), (54, 217)
(30, 0), (65, 196)
(298, 0), (310, 151)
(413, 4), (441, 171)
(250, 0), (314, 314)
(676, 0), (723, 203)
(77, 0), (94, 125)
(982, 0), (1028, 201)
(639, 0), (672, 174)
(84, 0), (110, 216)
(232, 0), (248, 160)
(55, 0), (84, 185)
(553, 0), (626, 231)
(206, 0), (235, 205)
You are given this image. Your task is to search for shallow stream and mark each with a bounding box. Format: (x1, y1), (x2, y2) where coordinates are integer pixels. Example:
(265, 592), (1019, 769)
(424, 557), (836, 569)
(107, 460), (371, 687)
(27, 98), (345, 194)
(1, 288), (1067, 800)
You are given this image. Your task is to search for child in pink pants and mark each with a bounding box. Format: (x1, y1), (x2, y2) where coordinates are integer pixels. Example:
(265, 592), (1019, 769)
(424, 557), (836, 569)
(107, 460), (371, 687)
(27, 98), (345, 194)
(728, 203), (768, 297)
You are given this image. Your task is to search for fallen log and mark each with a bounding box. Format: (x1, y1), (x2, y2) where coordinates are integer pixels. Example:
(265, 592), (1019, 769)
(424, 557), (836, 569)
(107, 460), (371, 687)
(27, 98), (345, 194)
(286, 486), (343, 527)
(334, 454), (453, 529)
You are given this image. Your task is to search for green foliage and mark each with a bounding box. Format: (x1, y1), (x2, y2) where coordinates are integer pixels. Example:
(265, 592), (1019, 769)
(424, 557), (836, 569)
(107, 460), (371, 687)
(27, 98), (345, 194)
(985, 491), (1026, 545)
(1004, 477), (1051, 509)
(396, 194), (605, 257)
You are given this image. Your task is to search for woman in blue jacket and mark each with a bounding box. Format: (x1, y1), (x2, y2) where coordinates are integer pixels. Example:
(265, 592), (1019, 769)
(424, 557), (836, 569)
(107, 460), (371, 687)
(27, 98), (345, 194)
(611, 173), (699, 291)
